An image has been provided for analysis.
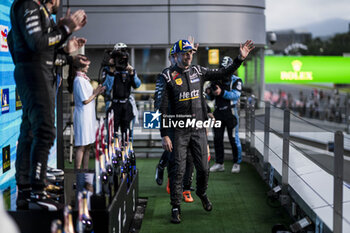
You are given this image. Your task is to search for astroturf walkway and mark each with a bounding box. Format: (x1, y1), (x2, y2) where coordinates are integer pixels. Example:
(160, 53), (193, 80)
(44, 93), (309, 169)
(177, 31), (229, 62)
(137, 158), (292, 233)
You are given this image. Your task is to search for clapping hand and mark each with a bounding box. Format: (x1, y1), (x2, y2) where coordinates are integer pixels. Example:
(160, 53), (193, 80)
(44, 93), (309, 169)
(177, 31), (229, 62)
(72, 54), (90, 67)
(65, 36), (87, 54)
(70, 9), (87, 32)
(59, 8), (87, 33)
(93, 85), (106, 95)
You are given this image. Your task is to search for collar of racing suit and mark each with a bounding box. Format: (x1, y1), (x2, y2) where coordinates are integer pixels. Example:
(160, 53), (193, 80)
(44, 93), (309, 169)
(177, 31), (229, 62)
(174, 64), (193, 74)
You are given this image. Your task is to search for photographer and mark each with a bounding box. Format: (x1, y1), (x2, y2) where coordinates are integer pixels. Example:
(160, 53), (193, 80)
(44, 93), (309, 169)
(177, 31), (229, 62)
(206, 56), (243, 174)
(102, 43), (141, 144)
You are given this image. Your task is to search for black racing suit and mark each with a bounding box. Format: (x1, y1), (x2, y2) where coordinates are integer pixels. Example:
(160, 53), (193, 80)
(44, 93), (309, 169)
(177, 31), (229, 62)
(154, 67), (194, 192)
(107, 70), (140, 144)
(8, 0), (71, 190)
(158, 58), (243, 206)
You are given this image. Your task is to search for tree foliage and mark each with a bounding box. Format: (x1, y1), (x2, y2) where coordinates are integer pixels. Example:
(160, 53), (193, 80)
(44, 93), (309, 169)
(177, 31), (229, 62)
(301, 32), (350, 55)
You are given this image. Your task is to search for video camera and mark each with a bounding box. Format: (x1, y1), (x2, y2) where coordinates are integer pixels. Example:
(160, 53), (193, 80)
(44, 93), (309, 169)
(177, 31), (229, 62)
(110, 48), (129, 70)
(101, 49), (114, 67)
(210, 81), (219, 92)
(100, 47), (129, 70)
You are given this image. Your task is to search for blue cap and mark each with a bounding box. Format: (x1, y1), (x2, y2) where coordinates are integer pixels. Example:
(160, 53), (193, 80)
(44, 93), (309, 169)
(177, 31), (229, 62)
(171, 39), (196, 54)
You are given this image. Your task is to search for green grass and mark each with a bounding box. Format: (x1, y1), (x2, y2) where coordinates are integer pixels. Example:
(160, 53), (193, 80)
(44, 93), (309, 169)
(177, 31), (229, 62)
(137, 158), (292, 233)
(64, 158), (96, 170)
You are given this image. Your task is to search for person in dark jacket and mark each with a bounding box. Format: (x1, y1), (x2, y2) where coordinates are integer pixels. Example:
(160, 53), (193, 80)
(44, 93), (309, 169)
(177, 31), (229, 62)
(8, 0), (87, 210)
(103, 42), (141, 145)
(159, 39), (254, 223)
(207, 56), (243, 173)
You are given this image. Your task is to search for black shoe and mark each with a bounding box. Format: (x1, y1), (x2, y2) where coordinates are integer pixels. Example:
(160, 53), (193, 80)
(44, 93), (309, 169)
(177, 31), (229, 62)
(29, 191), (64, 211)
(171, 206), (181, 224)
(196, 192), (212, 212)
(16, 188), (31, 210)
(155, 164), (164, 185)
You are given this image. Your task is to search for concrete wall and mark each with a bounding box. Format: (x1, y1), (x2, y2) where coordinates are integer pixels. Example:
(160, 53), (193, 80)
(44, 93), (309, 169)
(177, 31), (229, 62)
(65, 0), (266, 47)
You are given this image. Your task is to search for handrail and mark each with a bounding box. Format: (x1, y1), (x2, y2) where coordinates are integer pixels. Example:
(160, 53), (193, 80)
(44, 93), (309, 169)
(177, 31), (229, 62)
(132, 90), (155, 95)
(242, 94), (348, 232)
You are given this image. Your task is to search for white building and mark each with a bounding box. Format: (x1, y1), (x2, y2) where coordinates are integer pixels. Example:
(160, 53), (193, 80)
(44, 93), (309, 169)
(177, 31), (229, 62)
(65, 0), (266, 98)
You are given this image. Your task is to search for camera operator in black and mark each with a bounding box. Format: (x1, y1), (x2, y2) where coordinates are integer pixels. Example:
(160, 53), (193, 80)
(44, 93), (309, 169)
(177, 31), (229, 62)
(8, 0), (87, 210)
(206, 56), (243, 173)
(104, 43), (141, 145)
(159, 39), (254, 223)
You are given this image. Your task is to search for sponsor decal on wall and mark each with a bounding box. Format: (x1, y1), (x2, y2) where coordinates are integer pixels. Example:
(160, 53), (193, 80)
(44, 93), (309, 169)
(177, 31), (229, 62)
(1, 88), (10, 114)
(2, 145), (11, 173)
(16, 88), (22, 110)
(0, 25), (9, 52)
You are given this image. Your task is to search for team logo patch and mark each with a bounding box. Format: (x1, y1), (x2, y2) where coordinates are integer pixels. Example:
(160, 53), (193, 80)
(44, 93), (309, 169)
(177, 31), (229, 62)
(171, 71), (179, 79)
(190, 77), (200, 83)
(175, 78), (183, 85)
(189, 73), (199, 83)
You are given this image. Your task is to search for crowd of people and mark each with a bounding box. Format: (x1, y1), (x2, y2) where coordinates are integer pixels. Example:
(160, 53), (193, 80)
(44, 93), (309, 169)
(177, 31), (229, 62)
(264, 88), (347, 123)
(7, 0), (255, 226)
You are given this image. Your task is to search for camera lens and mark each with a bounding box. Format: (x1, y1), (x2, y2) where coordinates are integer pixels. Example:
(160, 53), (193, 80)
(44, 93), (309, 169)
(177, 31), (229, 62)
(211, 83), (218, 91)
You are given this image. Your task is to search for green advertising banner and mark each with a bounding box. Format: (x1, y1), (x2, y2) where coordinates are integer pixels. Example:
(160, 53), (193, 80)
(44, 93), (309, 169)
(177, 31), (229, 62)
(265, 56), (350, 84)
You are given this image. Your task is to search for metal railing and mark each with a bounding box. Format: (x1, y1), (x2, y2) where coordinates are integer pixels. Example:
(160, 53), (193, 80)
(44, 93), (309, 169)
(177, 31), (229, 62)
(243, 96), (348, 233)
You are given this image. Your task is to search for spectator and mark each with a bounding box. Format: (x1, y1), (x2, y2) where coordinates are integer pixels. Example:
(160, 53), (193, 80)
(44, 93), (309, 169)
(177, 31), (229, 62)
(68, 55), (105, 170)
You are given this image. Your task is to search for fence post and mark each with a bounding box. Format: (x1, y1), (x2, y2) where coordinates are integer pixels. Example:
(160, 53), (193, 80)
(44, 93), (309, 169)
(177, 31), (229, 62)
(250, 98), (255, 162)
(346, 96), (350, 134)
(245, 98), (250, 153)
(264, 101), (270, 164)
(282, 109), (290, 196)
(333, 131), (344, 233)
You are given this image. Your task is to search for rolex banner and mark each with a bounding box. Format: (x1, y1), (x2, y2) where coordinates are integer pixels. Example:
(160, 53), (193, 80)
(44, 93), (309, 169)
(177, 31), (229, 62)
(265, 56), (350, 84)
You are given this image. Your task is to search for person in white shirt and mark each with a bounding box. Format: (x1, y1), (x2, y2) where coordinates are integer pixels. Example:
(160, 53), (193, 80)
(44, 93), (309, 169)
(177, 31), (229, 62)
(68, 55), (105, 169)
